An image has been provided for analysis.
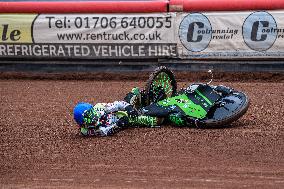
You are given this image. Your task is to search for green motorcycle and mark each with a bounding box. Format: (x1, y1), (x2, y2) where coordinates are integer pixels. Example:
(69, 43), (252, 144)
(126, 66), (250, 128)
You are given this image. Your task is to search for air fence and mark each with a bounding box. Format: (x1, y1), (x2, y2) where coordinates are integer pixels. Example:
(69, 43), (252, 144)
(1, 0), (284, 72)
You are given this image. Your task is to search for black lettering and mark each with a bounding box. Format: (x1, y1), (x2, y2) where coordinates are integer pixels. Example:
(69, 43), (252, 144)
(10, 30), (21, 41)
(46, 16), (55, 28)
(1, 24), (9, 41)
(251, 21), (269, 41)
(1, 24), (21, 41)
(124, 32), (130, 40)
(187, 22), (204, 42)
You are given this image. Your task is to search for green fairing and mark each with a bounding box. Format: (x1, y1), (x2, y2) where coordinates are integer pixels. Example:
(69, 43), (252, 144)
(195, 89), (213, 105)
(157, 94), (207, 119)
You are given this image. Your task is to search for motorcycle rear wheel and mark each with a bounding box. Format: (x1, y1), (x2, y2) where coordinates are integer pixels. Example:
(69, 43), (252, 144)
(198, 91), (250, 128)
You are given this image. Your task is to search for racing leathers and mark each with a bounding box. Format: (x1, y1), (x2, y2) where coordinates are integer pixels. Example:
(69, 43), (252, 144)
(78, 101), (160, 137)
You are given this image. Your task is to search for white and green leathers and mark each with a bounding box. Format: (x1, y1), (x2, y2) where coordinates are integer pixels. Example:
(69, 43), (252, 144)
(79, 101), (159, 136)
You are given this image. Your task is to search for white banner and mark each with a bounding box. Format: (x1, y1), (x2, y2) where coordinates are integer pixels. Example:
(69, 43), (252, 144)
(0, 13), (177, 58)
(2, 11), (284, 59)
(33, 14), (175, 44)
(177, 11), (284, 59)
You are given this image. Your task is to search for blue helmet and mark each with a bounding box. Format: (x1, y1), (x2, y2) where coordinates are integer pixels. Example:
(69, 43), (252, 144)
(73, 102), (93, 125)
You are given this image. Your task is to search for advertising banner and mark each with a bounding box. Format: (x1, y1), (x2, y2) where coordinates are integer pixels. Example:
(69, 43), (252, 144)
(0, 14), (36, 43)
(177, 11), (284, 59)
(2, 11), (284, 60)
(0, 13), (176, 59)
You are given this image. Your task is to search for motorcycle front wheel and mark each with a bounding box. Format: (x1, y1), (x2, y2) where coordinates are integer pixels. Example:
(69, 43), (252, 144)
(145, 66), (177, 106)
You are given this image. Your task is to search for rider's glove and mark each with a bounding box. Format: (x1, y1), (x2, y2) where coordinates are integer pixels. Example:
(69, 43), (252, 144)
(117, 116), (129, 128)
(80, 127), (89, 136)
(125, 105), (139, 118)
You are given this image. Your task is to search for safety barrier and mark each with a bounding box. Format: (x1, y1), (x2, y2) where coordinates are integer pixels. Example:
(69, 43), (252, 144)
(169, 0), (284, 12)
(1, 0), (284, 13)
(0, 1), (167, 13)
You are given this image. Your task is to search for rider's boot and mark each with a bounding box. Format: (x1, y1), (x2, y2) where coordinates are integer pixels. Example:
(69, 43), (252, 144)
(124, 87), (142, 109)
(129, 115), (164, 128)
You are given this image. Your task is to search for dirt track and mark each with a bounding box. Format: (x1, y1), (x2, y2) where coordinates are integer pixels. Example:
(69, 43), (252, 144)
(0, 78), (283, 188)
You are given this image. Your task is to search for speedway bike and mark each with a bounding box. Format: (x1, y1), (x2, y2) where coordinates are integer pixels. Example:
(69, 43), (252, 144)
(129, 66), (250, 128)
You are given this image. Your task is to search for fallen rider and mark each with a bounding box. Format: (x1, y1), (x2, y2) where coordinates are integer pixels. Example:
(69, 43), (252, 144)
(73, 101), (161, 136)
